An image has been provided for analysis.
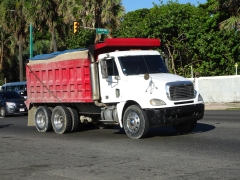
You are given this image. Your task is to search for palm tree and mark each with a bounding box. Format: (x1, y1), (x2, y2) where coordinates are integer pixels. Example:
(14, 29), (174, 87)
(59, 0), (124, 42)
(94, 0), (124, 41)
(219, 0), (240, 30)
(0, 2), (18, 81)
(98, 0), (124, 29)
(0, 25), (11, 71)
(0, 0), (27, 81)
(209, 0), (240, 30)
(25, 0), (60, 52)
(59, 0), (96, 28)
(40, 0), (60, 52)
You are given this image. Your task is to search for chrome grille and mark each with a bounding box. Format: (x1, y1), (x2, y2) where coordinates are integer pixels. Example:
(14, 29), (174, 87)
(166, 81), (194, 101)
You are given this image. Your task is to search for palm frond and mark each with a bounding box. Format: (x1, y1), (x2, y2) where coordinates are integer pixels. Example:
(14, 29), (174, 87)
(220, 14), (240, 31)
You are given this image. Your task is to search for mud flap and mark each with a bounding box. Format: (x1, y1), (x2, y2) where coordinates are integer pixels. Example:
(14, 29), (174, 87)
(28, 106), (37, 126)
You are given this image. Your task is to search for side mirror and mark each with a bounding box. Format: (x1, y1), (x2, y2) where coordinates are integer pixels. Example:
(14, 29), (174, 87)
(100, 60), (108, 79)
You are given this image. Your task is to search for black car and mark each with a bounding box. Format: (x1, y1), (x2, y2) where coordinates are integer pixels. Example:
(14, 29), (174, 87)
(0, 91), (28, 117)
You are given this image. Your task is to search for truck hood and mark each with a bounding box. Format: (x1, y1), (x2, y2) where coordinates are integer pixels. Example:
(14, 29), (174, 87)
(123, 73), (191, 99)
(125, 73), (189, 85)
(148, 73), (187, 83)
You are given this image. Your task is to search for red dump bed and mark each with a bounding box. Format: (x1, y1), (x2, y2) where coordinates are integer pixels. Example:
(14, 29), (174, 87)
(25, 38), (160, 108)
(25, 50), (93, 109)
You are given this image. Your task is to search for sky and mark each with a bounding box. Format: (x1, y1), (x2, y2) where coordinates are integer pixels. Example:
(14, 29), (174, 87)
(122, 0), (207, 12)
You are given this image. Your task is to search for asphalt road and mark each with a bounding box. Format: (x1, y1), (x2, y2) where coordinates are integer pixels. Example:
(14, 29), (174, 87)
(0, 110), (240, 180)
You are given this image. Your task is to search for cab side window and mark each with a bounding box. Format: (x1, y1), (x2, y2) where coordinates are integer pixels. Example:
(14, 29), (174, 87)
(106, 59), (119, 76)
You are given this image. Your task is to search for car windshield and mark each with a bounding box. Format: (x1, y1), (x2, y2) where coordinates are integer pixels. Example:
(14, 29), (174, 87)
(118, 55), (168, 76)
(0, 92), (23, 99)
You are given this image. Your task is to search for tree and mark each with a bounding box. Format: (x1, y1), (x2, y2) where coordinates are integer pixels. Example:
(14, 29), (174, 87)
(65, 29), (95, 49)
(0, 0), (28, 81)
(37, 0), (60, 52)
(219, 0), (240, 31)
(115, 2), (207, 76)
(115, 1), (240, 77)
(0, 0), (124, 82)
(113, 8), (150, 38)
(205, 0), (240, 31)
(59, 0), (124, 42)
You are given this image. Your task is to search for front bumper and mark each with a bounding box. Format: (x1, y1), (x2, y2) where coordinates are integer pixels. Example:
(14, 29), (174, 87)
(6, 106), (28, 115)
(145, 104), (204, 127)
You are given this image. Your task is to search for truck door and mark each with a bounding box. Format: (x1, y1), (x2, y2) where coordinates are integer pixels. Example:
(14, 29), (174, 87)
(99, 58), (122, 103)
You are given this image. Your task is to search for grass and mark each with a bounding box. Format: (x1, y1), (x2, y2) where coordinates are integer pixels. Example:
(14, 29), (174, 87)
(226, 108), (240, 110)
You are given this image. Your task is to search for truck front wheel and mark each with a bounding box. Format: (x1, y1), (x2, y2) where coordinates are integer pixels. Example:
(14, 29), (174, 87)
(35, 106), (52, 132)
(173, 121), (197, 135)
(51, 106), (72, 134)
(123, 105), (149, 139)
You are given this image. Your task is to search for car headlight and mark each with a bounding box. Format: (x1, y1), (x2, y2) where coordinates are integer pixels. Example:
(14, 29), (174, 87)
(150, 99), (166, 106)
(6, 102), (16, 107)
(198, 94), (204, 102)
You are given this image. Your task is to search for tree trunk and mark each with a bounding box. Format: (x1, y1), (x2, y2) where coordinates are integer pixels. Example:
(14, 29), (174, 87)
(51, 29), (57, 52)
(19, 33), (23, 81)
(0, 30), (3, 70)
(166, 42), (177, 74)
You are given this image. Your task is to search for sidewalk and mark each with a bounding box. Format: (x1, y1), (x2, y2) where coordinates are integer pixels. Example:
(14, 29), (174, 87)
(205, 102), (240, 110)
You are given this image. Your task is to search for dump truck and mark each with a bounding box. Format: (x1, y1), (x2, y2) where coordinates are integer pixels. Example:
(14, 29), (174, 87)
(25, 38), (204, 139)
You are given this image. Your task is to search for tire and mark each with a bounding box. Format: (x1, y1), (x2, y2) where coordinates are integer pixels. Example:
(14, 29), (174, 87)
(173, 121), (197, 135)
(35, 106), (52, 132)
(123, 105), (149, 139)
(51, 106), (72, 134)
(67, 107), (79, 132)
(0, 107), (7, 117)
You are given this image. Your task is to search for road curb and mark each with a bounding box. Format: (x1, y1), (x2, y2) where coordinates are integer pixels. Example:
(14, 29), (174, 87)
(205, 103), (240, 110)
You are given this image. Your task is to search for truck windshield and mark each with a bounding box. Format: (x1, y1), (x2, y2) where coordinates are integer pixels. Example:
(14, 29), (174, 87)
(118, 55), (168, 75)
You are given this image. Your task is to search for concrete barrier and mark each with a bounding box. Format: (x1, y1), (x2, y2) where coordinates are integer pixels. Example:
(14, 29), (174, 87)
(188, 75), (240, 103)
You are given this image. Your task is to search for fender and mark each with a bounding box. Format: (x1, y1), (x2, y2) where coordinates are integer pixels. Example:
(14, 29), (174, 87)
(116, 101), (126, 128)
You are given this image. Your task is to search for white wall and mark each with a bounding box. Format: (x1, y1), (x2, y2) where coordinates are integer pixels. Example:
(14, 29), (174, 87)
(189, 75), (240, 103)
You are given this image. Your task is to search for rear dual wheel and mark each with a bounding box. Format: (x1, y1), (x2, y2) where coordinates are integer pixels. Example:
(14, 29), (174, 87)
(35, 106), (52, 132)
(51, 106), (72, 134)
(51, 106), (79, 134)
(67, 107), (79, 132)
(35, 105), (79, 134)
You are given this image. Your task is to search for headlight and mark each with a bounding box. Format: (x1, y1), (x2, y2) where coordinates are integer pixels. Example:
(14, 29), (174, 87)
(198, 94), (204, 102)
(194, 90), (197, 97)
(6, 102), (16, 107)
(150, 99), (166, 106)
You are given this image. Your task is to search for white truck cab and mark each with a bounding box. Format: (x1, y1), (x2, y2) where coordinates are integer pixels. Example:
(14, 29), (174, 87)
(97, 50), (204, 139)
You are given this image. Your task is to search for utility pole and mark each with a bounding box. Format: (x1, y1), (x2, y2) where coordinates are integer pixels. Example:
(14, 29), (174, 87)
(19, 33), (23, 81)
(235, 63), (238, 75)
(19, 7), (23, 81)
(30, 23), (33, 58)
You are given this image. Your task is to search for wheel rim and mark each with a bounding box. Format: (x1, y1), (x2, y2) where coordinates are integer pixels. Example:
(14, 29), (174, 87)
(36, 111), (46, 128)
(53, 111), (63, 129)
(126, 111), (140, 133)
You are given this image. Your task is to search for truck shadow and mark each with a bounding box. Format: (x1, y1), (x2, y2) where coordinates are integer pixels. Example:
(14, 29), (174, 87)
(0, 124), (13, 129)
(193, 122), (215, 133)
(113, 122), (215, 138)
(149, 123), (215, 138)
